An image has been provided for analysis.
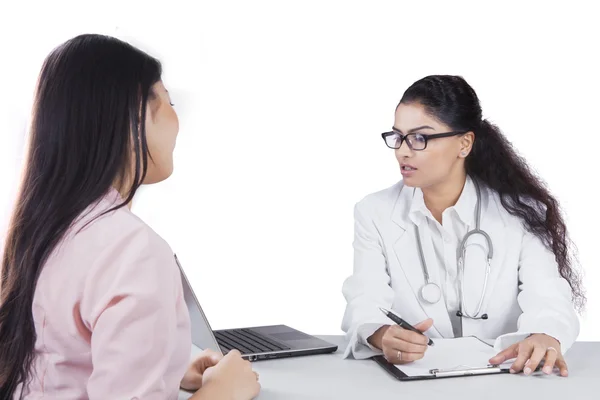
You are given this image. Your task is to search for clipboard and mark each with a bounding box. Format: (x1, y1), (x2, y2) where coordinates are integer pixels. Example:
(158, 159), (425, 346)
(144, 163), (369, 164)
(373, 356), (510, 381)
(371, 336), (518, 381)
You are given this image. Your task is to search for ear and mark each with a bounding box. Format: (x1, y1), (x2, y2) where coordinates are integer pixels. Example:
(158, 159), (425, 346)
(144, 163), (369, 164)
(459, 131), (475, 158)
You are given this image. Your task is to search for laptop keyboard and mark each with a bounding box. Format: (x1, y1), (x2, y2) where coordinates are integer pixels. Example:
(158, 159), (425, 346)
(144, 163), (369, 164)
(215, 328), (291, 354)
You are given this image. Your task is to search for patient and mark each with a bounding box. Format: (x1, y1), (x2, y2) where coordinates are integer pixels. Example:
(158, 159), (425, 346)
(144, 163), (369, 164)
(0, 34), (260, 399)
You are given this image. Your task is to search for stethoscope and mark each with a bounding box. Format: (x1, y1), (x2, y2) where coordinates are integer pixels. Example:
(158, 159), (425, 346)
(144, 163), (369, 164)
(415, 178), (494, 320)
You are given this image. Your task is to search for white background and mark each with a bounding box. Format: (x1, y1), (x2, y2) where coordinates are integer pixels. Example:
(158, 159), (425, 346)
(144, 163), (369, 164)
(1, 0), (599, 340)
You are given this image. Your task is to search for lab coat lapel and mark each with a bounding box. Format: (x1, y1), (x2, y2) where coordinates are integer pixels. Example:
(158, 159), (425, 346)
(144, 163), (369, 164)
(391, 187), (454, 338)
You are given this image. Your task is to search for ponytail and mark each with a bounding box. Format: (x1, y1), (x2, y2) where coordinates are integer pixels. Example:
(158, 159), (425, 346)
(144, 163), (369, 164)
(466, 119), (584, 310)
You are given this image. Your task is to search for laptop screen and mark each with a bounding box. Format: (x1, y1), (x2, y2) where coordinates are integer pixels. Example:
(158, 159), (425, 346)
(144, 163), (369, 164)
(174, 254), (223, 355)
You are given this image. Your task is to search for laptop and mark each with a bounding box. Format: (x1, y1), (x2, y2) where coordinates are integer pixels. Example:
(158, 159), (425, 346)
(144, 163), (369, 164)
(175, 254), (338, 361)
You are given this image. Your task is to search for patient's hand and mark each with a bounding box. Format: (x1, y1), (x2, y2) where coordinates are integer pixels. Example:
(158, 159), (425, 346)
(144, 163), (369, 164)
(180, 349), (223, 391)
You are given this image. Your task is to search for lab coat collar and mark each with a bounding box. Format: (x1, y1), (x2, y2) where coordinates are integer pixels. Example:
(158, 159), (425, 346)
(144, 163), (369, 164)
(453, 175), (477, 227)
(407, 188), (429, 227)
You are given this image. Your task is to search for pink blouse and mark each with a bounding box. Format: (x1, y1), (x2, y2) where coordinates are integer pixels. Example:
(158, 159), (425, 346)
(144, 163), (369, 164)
(17, 188), (191, 399)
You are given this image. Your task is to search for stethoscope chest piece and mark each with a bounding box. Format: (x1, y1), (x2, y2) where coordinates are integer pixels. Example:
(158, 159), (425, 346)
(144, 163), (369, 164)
(420, 282), (442, 304)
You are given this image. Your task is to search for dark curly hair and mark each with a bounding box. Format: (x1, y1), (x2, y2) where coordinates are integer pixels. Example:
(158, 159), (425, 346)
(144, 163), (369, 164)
(399, 74), (585, 311)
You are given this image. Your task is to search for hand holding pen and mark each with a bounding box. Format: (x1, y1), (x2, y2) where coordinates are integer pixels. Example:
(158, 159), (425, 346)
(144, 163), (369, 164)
(379, 307), (434, 346)
(367, 307), (434, 365)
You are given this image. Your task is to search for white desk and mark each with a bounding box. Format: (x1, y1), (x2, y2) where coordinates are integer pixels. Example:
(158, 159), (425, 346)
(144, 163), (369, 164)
(179, 335), (598, 400)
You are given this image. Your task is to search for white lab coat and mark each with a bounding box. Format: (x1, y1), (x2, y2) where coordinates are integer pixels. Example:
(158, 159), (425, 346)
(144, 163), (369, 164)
(341, 179), (579, 359)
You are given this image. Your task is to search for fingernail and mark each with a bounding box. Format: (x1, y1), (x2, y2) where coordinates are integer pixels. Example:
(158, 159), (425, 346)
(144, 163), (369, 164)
(543, 366), (552, 374)
(562, 370), (569, 377)
(509, 369), (515, 374)
(524, 367), (532, 375)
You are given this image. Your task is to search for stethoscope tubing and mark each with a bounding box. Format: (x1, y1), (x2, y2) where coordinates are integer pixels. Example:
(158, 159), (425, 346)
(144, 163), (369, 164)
(415, 178), (494, 319)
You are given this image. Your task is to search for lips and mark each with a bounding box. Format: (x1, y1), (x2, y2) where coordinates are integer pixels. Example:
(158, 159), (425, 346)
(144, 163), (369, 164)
(401, 163), (417, 171)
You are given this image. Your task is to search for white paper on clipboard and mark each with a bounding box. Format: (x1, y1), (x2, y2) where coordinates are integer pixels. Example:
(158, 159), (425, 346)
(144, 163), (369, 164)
(394, 336), (512, 377)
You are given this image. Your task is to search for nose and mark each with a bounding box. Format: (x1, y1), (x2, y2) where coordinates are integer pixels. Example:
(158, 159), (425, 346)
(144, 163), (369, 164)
(394, 139), (413, 159)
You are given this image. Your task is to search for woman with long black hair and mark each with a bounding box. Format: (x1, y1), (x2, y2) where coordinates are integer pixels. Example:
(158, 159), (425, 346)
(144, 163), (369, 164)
(0, 34), (260, 399)
(341, 75), (583, 378)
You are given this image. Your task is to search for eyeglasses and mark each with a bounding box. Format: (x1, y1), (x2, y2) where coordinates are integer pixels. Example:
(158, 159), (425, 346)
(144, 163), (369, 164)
(381, 129), (467, 151)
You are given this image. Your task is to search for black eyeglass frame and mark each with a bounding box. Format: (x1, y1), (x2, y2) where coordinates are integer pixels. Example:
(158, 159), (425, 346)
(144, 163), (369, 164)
(381, 128), (468, 150)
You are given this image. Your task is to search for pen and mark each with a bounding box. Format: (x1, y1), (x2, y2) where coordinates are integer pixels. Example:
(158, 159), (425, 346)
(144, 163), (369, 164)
(379, 307), (434, 346)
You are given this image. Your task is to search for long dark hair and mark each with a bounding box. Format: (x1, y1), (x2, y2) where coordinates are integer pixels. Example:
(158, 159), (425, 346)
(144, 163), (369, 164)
(398, 74), (585, 311)
(0, 34), (162, 397)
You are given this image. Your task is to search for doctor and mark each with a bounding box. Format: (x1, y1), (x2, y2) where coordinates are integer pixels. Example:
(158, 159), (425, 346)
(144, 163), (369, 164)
(341, 75), (583, 378)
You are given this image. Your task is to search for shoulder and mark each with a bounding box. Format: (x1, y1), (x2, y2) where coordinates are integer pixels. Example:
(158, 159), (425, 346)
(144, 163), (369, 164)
(67, 194), (176, 287)
(72, 200), (180, 321)
(79, 203), (172, 258)
(479, 182), (539, 234)
(355, 180), (406, 214)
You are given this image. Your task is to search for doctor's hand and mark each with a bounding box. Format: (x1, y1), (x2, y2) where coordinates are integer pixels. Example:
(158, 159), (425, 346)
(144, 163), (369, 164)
(369, 318), (434, 364)
(489, 334), (568, 377)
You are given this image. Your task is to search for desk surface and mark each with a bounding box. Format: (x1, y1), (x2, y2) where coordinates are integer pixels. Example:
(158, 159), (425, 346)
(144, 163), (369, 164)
(179, 335), (597, 400)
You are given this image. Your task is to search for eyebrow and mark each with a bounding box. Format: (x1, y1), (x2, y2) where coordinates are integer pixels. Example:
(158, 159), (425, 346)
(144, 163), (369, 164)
(392, 125), (436, 134)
